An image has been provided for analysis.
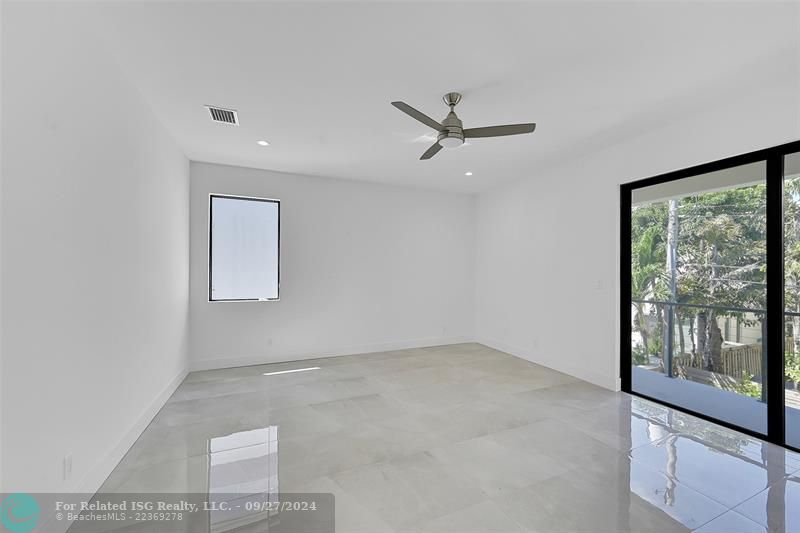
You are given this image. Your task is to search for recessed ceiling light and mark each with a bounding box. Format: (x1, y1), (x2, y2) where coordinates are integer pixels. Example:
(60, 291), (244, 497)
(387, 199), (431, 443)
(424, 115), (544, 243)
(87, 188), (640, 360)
(465, 171), (473, 176)
(257, 140), (270, 146)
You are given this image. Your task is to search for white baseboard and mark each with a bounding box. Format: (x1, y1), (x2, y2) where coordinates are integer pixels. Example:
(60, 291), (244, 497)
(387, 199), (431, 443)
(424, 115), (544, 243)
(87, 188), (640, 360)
(476, 336), (619, 391)
(76, 365), (188, 493)
(190, 336), (474, 371)
(37, 365), (188, 533)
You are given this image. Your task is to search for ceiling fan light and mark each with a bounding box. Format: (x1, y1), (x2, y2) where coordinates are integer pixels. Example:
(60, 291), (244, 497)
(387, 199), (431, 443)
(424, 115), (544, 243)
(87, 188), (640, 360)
(438, 136), (463, 148)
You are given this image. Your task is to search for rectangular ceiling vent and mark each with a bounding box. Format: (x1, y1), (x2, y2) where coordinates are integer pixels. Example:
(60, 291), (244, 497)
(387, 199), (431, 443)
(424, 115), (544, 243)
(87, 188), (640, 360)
(206, 105), (239, 125)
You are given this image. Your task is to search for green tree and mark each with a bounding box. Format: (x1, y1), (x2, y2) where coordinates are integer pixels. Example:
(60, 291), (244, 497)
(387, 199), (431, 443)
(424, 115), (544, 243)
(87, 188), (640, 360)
(632, 184), (767, 376)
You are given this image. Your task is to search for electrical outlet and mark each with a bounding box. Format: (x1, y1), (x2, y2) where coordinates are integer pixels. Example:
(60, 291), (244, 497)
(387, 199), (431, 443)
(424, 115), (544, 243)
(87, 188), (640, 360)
(63, 454), (73, 481)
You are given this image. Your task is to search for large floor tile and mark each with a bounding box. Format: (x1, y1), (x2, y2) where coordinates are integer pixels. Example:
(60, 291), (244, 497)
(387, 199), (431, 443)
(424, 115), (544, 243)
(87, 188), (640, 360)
(386, 381), (494, 411)
(291, 475), (394, 532)
(559, 395), (676, 452)
(693, 510), (768, 533)
(414, 399), (546, 445)
(490, 417), (623, 470)
(630, 432), (795, 509)
(307, 392), (409, 425)
(96, 343), (800, 533)
(489, 380), (624, 422)
(99, 455), (211, 493)
(428, 433), (569, 497)
(330, 451), (487, 530)
(732, 472), (800, 532)
(415, 499), (523, 532)
(366, 363), (486, 392)
(276, 424), (408, 488)
(492, 454), (727, 532)
(119, 415), (255, 469)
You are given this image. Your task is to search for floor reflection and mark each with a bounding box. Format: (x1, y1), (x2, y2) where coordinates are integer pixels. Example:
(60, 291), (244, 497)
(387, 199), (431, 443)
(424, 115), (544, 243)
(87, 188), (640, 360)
(734, 471), (800, 532)
(208, 426), (279, 532)
(627, 397), (800, 531)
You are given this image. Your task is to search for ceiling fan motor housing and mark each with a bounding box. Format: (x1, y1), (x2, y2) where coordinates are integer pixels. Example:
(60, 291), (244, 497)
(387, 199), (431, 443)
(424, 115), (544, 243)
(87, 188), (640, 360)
(438, 110), (464, 147)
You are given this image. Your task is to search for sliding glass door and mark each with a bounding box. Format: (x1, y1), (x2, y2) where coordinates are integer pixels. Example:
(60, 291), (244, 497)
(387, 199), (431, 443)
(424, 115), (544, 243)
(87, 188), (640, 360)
(785, 151), (800, 448)
(622, 140), (800, 450)
(629, 161), (768, 434)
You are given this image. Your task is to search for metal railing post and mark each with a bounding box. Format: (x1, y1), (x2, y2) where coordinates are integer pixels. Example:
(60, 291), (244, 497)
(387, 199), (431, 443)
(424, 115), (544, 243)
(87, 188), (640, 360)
(665, 303), (674, 378)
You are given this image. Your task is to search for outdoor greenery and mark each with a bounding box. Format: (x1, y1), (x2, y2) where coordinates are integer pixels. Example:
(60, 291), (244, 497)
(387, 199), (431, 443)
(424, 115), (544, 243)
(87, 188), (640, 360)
(733, 372), (762, 399)
(631, 174), (800, 390)
(786, 351), (800, 385)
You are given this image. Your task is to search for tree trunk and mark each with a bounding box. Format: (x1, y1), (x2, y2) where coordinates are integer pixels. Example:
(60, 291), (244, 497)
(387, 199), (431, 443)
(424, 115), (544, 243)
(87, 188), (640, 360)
(697, 311), (708, 368)
(656, 305), (664, 369)
(677, 314), (685, 357)
(706, 242), (722, 371)
(708, 312), (723, 371)
(663, 199), (679, 376)
(634, 303), (650, 357)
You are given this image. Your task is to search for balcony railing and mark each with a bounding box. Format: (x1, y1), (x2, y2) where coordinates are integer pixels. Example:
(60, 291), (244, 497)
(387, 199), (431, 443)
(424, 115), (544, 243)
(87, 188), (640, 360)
(631, 298), (768, 401)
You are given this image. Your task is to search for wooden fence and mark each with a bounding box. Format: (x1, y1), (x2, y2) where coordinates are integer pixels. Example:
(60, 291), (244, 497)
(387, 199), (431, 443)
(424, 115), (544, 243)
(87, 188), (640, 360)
(673, 343), (763, 378)
(663, 342), (800, 408)
(720, 345), (763, 377)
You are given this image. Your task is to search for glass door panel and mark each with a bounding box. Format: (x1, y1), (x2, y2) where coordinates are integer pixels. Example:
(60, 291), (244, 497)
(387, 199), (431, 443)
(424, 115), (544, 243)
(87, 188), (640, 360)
(630, 161), (768, 434)
(784, 152), (800, 448)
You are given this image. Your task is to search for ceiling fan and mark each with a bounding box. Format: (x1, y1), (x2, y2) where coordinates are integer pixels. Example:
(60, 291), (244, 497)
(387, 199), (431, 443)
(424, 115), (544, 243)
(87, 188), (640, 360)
(391, 92), (536, 160)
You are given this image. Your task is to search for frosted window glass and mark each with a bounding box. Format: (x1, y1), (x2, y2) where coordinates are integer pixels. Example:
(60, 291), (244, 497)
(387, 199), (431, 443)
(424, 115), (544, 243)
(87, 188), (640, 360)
(210, 195), (279, 301)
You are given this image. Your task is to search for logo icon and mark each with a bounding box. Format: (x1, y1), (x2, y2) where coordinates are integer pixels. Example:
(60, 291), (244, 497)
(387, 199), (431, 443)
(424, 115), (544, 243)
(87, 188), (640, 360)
(0, 494), (39, 533)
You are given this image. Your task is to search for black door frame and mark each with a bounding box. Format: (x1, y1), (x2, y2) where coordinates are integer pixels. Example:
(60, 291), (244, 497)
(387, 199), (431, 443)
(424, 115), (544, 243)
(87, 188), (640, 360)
(620, 139), (800, 451)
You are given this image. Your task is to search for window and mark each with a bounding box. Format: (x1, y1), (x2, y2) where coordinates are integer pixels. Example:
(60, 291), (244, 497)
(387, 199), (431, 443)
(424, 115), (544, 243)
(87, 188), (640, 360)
(621, 140), (800, 451)
(209, 194), (280, 302)
(784, 151), (800, 448)
(627, 161), (768, 435)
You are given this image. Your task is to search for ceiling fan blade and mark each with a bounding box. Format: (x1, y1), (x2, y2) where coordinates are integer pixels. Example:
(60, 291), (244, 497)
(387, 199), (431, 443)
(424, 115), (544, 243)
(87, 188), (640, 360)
(463, 123), (536, 138)
(391, 101), (443, 131)
(420, 142), (442, 160)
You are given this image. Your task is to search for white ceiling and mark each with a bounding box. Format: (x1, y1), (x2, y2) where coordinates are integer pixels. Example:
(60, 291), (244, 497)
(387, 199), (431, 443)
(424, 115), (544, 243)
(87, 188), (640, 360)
(84, 1), (799, 193)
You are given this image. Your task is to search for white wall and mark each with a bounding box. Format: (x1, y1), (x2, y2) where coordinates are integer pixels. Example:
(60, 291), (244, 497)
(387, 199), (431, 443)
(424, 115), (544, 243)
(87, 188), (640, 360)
(475, 42), (800, 391)
(0, 0), (6, 491)
(1, 3), (190, 492)
(190, 162), (474, 370)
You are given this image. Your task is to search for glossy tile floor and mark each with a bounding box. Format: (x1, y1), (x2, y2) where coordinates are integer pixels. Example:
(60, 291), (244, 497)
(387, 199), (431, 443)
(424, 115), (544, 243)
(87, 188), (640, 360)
(99, 343), (800, 532)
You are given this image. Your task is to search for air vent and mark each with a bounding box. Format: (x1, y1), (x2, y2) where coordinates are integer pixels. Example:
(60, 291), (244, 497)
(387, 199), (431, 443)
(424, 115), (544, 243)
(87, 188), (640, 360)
(206, 106), (239, 125)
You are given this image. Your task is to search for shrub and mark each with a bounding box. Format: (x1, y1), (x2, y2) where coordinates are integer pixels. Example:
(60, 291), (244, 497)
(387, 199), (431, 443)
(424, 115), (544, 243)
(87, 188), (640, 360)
(734, 372), (762, 399)
(786, 352), (800, 384)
